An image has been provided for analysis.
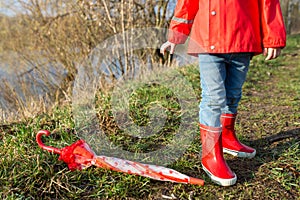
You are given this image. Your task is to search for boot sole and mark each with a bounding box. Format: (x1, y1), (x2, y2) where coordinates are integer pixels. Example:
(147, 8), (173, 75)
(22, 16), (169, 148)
(202, 164), (237, 186)
(223, 148), (256, 158)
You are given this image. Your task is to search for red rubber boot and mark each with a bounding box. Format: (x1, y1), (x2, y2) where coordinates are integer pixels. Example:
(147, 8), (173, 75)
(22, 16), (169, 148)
(200, 124), (237, 186)
(221, 113), (256, 158)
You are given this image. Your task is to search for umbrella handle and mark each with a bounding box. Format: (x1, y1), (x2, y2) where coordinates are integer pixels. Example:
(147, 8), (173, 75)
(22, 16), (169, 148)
(36, 130), (62, 154)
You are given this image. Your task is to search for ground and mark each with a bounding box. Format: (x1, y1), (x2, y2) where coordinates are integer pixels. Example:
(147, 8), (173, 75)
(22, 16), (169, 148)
(0, 34), (299, 199)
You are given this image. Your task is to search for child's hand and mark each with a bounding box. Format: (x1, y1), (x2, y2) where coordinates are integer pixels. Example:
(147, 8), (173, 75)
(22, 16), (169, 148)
(160, 41), (176, 55)
(264, 47), (281, 60)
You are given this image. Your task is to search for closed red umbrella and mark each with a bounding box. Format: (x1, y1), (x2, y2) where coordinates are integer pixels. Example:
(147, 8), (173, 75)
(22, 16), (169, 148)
(36, 130), (204, 186)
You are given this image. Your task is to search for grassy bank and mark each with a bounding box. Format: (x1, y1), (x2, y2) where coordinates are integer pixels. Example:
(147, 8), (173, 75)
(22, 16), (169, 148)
(1, 34), (299, 199)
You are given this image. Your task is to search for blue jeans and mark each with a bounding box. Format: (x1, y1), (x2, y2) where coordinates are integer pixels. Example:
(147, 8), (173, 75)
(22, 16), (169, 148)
(198, 53), (251, 127)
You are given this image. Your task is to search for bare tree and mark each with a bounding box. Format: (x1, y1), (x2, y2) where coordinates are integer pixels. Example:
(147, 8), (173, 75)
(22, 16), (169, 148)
(0, 0), (176, 121)
(281, 0), (300, 34)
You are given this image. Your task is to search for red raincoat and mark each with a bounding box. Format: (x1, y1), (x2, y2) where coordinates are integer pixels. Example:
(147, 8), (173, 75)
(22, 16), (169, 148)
(168, 0), (286, 55)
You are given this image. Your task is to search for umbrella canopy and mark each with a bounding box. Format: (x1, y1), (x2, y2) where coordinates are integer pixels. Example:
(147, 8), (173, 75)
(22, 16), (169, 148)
(36, 130), (204, 186)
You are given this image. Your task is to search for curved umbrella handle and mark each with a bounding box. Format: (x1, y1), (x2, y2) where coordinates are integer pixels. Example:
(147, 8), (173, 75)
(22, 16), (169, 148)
(36, 130), (62, 154)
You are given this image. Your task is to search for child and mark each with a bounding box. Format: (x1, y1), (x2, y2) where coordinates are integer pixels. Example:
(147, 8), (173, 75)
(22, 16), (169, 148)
(160, 0), (286, 186)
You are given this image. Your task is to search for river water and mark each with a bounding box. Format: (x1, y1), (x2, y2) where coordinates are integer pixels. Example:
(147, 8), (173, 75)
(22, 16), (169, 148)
(0, 47), (197, 122)
(0, 51), (67, 119)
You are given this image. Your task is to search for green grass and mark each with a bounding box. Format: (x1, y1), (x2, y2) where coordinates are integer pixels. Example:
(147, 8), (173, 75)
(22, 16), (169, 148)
(1, 34), (300, 199)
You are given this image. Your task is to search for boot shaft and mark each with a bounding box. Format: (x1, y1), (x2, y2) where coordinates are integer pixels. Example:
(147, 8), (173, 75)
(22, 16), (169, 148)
(221, 113), (237, 131)
(199, 124), (222, 158)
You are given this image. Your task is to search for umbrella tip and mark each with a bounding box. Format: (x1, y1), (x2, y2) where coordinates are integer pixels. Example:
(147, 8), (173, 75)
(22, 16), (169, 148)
(189, 177), (205, 186)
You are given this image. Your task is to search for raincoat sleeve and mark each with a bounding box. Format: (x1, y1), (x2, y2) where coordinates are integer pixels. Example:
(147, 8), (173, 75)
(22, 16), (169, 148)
(168, 0), (199, 44)
(259, 0), (286, 48)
